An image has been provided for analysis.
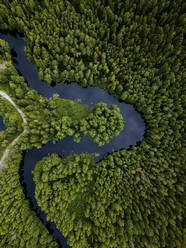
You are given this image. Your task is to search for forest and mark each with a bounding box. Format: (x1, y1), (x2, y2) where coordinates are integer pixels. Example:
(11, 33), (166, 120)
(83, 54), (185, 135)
(0, 0), (185, 248)
(53, 100), (124, 145)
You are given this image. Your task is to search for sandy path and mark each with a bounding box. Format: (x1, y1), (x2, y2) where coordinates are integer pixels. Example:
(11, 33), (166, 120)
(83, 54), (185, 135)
(0, 91), (27, 169)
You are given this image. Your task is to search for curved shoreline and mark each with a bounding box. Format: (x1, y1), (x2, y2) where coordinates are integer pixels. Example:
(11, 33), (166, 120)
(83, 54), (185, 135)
(0, 90), (27, 169)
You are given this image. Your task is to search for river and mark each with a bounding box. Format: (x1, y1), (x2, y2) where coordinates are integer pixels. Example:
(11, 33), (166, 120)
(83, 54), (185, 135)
(0, 31), (146, 248)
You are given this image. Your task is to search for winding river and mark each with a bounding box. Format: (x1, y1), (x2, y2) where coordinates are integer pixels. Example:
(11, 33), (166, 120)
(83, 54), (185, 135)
(0, 31), (146, 247)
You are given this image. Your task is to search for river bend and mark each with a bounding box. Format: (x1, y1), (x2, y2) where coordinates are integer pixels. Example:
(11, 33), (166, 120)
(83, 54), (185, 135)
(0, 31), (146, 247)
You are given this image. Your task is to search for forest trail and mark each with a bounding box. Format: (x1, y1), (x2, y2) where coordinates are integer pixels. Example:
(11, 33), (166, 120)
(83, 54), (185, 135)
(0, 90), (27, 169)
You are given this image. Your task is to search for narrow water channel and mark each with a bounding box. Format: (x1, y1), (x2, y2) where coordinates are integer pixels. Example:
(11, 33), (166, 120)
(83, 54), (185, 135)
(0, 31), (146, 247)
(0, 116), (6, 131)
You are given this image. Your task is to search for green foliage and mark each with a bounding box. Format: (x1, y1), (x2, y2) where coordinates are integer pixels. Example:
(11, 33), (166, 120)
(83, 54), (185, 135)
(54, 97), (89, 121)
(0, 97), (23, 157)
(0, 152), (58, 248)
(0, 62), (57, 149)
(0, 0), (185, 247)
(73, 103), (124, 146)
(34, 147), (185, 248)
(0, 39), (11, 63)
(33, 153), (95, 248)
(53, 101), (124, 145)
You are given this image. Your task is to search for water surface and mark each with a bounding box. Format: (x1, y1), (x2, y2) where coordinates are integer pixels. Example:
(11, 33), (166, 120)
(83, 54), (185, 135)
(0, 116), (6, 131)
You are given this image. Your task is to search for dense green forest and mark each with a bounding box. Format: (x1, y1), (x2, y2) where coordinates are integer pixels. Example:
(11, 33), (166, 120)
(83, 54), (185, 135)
(54, 101), (124, 145)
(0, 0), (185, 248)
(0, 152), (59, 247)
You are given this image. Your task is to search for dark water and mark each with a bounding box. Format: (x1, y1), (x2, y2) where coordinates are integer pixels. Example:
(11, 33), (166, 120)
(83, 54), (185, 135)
(0, 116), (6, 131)
(0, 31), (146, 247)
